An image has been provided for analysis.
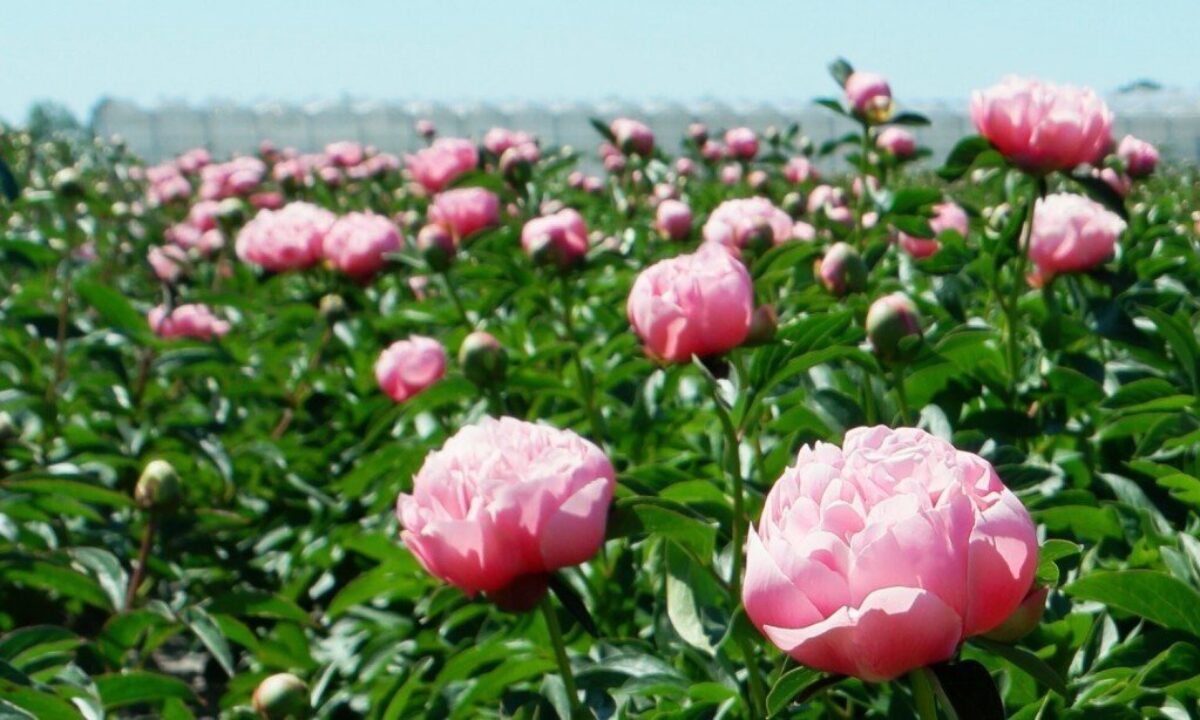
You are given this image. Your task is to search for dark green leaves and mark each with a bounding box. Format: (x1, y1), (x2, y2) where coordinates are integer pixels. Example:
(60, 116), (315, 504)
(1066, 571), (1200, 638)
(938, 135), (994, 180)
(827, 57), (854, 87)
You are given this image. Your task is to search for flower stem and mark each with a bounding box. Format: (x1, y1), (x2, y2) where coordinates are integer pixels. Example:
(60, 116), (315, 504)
(1005, 176), (1045, 405)
(559, 276), (606, 444)
(909, 668), (939, 720)
(892, 364), (912, 426)
(440, 270), (474, 331)
(124, 513), (157, 611)
(541, 595), (583, 719)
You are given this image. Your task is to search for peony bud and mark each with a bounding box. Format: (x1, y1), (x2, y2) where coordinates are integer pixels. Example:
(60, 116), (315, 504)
(318, 293), (346, 320)
(216, 198), (246, 225)
(135, 459), (181, 512)
(52, 168), (84, 198)
(818, 242), (867, 297)
(499, 147), (532, 184)
(416, 224), (456, 272)
(742, 218), (775, 254)
(687, 122), (709, 145)
(782, 191), (805, 219)
(0, 411), (16, 444)
(866, 292), (923, 363)
(252, 673), (310, 720)
(744, 305), (778, 346)
(458, 330), (508, 387)
(983, 585), (1049, 643)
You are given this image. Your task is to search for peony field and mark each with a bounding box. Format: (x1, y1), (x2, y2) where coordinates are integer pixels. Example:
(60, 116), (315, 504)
(4, 42), (1200, 720)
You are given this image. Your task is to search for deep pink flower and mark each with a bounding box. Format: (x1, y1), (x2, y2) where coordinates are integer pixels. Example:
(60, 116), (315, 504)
(406, 138), (479, 193)
(1117, 135), (1158, 178)
(322, 212), (403, 277)
(236, 202), (335, 272)
(521, 209), (589, 267)
(724, 127), (759, 160)
(876, 127), (916, 158)
(610, 118), (655, 156)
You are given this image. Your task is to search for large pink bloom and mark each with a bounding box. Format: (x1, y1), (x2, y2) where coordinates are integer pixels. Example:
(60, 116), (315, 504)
(702, 197), (794, 251)
(375, 335), (447, 403)
(744, 426), (1038, 682)
(406, 138), (479, 193)
(322, 212), (403, 277)
(236, 202), (336, 272)
(148, 304), (231, 341)
(428, 187), (501, 242)
(971, 76), (1113, 174)
(1028, 193), (1125, 279)
(627, 243), (754, 363)
(898, 202), (969, 259)
(397, 416), (615, 596)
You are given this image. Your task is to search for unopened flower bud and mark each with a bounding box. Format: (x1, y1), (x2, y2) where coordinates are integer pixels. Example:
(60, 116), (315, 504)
(416, 224), (456, 272)
(866, 292), (923, 364)
(135, 459), (181, 512)
(52, 168), (84, 198)
(744, 305), (778, 346)
(486, 572), (549, 613)
(458, 331), (508, 387)
(252, 673), (310, 720)
(0, 411), (16, 443)
(818, 242), (867, 297)
(782, 191), (805, 219)
(216, 198), (246, 225)
(742, 218), (775, 255)
(983, 586), (1049, 643)
(318, 293), (346, 320)
(499, 147), (532, 184)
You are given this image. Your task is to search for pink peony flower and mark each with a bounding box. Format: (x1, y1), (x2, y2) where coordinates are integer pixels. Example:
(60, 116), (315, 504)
(701, 140), (724, 162)
(719, 164), (743, 185)
(148, 304), (231, 341)
(375, 335), (447, 403)
(703, 197), (794, 250)
(627, 243), (754, 363)
(250, 191), (285, 210)
(1028, 193), (1125, 279)
(744, 426), (1038, 682)
(876, 127), (916, 159)
(1116, 135), (1158, 178)
(428, 187), (501, 242)
(1094, 166), (1131, 197)
(610, 118), (655, 156)
(322, 212), (403, 277)
(415, 119), (436, 139)
(724, 127), (759, 160)
(898, 202), (969, 259)
(784, 157), (820, 184)
(807, 185), (846, 215)
(655, 199), (693, 241)
(199, 157), (266, 200)
(521, 208), (589, 267)
(176, 148), (211, 175)
(236, 202), (336, 272)
(324, 141), (365, 168)
(166, 222), (224, 256)
(148, 245), (188, 283)
(187, 200), (221, 232)
(396, 416), (615, 603)
(971, 76), (1113, 174)
(406, 138), (479, 193)
(845, 71), (893, 122)
(483, 128), (539, 161)
(675, 157), (696, 177)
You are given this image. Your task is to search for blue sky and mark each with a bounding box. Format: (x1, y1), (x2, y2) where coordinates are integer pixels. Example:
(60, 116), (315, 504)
(3, 1), (1198, 123)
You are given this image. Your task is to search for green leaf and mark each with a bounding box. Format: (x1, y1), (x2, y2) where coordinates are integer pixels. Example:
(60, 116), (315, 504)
(589, 117), (616, 143)
(6, 479), (134, 509)
(938, 135), (992, 181)
(180, 606), (235, 677)
(607, 496), (718, 559)
(95, 671), (197, 709)
(0, 157), (19, 201)
(0, 684), (81, 719)
(75, 279), (149, 339)
(208, 591), (313, 625)
(1065, 570), (1200, 638)
(971, 637), (1068, 696)
(665, 541), (720, 654)
(889, 111), (931, 126)
(827, 57), (854, 87)
(766, 667), (823, 716)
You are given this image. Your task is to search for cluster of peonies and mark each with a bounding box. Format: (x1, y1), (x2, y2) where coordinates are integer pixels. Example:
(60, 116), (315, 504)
(198, 156), (267, 200)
